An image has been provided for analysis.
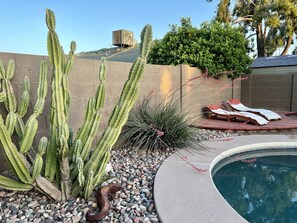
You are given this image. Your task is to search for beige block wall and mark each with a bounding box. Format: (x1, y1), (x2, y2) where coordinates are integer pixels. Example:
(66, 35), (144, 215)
(0, 52), (240, 143)
(181, 65), (234, 123)
(241, 73), (295, 112)
(292, 74), (297, 111)
(241, 75), (252, 106)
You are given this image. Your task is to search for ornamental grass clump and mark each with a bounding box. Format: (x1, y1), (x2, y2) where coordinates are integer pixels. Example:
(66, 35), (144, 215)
(120, 97), (196, 151)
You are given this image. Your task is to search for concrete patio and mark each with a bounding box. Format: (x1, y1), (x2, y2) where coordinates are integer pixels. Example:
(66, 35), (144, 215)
(154, 134), (297, 223)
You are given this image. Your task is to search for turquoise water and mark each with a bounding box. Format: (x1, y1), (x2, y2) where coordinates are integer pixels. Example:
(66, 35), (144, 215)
(213, 155), (297, 223)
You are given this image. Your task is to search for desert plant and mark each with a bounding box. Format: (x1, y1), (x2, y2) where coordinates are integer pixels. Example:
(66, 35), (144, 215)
(0, 9), (152, 202)
(120, 97), (196, 151)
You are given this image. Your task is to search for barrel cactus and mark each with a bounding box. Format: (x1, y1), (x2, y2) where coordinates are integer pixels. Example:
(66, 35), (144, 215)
(0, 8), (152, 202)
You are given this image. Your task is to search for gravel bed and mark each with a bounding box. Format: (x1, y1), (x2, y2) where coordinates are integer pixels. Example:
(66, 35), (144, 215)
(0, 129), (250, 223)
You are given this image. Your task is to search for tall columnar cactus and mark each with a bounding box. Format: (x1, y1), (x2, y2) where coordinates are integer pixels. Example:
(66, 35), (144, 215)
(0, 8), (153, 202)
(72, 24), (153, 197)
(44, 9), (76, 201)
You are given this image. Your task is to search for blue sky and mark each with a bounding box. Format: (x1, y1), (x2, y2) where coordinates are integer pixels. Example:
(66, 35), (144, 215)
(1, 0), (218, 55)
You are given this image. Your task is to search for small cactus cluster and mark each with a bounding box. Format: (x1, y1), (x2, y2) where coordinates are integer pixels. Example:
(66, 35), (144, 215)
(0, 58), (48, 192)
(0, 9), (152, 201)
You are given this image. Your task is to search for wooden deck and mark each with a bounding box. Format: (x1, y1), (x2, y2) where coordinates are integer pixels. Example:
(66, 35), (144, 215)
(195, 112), (297, 131)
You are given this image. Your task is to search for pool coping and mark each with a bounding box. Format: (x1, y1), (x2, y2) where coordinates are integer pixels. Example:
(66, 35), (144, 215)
(154, 134), (297, 223)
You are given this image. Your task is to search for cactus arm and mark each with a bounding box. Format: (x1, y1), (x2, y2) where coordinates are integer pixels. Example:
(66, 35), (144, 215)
(0, 175), (32, 191)
(59, 134), (71, 202)
(64, 41), (76, 75)
(140, 24), (153, 58)
(35, 176), (61, 201)
(33, 61), (48, 116)
(76, 158), (85, 187)
(0, 91), (6, 103)
(75, 97), (96, 145)
(83, 170), (94, 200)
(15, 113), (25, 138)
(17, 76), (30, 118)
(32, 137), (47, 180)
(95, 58), (106, 110)
(80, 112), (101, 160)
(71, 139), (82, 163)
(44, 140), (57, 181)
(5, 112), (17, 135)
(68, 127), (73, 149)
(19, 115), (38, 154)
(0, 60), (5, 79)
(45, 82), (57, 181)
(46, 10), (61, 68)
(18, 90), (29, 118)
(17, 78), (30, 118)
(2, 59), (17, 112)
(0, 68), (6, 102)
(62, 75), (70, 120)
(5, 59), (15, 80)
(3, 79), (17, 112)
(93, 150), (111, 187)
(0, 116), (32, 183)
(0, 67), (6, 108)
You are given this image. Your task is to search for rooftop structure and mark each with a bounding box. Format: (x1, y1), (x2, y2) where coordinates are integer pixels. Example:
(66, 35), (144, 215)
(252, 55), (297, 68)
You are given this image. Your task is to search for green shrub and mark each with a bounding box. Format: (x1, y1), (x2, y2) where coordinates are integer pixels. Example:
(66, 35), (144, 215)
(148, 18), (252, 78)
(120, 97), (196, 151)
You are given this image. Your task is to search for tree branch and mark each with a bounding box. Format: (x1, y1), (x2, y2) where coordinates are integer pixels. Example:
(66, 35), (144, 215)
(281, 35), (293, 55)
(233, 16), (254, 24)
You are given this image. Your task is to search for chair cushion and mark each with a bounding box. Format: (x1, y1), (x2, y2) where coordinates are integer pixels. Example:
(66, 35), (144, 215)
(207, 104), (221, 110)
(228, 98), (241, 105)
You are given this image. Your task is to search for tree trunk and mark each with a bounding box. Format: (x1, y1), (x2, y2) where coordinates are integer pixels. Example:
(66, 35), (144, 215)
(281, 35), (293, 56)
(256, 22), (265, 57)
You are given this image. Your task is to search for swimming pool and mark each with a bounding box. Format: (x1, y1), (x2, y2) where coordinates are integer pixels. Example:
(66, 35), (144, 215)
(213, 150), (297, 223)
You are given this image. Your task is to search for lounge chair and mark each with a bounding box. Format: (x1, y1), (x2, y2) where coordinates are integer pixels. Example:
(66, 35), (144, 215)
(227, 99), (281, 121)
(205, 104), (269, 126)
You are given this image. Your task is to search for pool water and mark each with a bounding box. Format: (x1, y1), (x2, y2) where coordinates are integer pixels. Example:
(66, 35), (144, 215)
(213, 155), (297, 223)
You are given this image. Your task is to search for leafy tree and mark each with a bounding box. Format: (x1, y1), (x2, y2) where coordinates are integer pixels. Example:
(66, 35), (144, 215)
(148, 18), (252, 78)
(216, 0), (231, 23)
(211, 0), (297, 57)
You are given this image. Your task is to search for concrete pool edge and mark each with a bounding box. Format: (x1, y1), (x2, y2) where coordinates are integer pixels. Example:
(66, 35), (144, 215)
(153, 134), (297, 223)
(210, 141), (297, 176)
